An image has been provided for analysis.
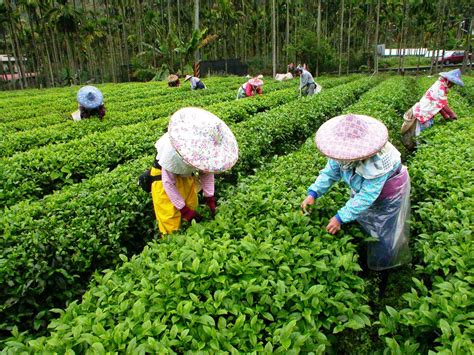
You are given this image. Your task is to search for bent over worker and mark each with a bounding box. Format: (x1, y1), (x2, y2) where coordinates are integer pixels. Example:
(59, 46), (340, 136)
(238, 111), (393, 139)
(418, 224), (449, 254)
(185, 75), (206, 90)
(71, 85), (106, 121)
(237, 77), (263, 99)
(401, 69), (464, 150)
(150, 107), (239, 235)
(294, 66), (321, 96)
(167, 74), (180, 87)
(301, 114), (411, 295)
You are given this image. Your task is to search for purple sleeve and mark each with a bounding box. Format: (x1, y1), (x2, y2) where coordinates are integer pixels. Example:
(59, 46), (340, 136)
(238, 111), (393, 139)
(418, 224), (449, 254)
(200, 173), (215, 197)
(161, 169), (186, 210)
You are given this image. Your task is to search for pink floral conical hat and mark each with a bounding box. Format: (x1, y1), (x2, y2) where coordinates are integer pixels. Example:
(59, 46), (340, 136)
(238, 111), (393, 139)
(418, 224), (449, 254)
(315, 114), (388, 161)
(248, 78), (263, 87)
(168, 107), (239, 173)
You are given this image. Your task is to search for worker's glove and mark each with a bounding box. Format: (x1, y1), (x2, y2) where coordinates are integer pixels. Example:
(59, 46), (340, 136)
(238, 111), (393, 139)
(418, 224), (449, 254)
(180, 206), (202, 222)
(205, 196), (217, 215)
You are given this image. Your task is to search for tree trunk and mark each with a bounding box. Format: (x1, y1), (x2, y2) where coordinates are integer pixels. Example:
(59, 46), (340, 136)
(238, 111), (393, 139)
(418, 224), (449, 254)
(416, 32), (424, 75)
(38, 7), (55, 86)
(272, 0), (276, 78)
(373, 0), (380, 74)
(51, 29), (62, 74)
(462, 18), (473, 72)
(9, 20), (25, 88)
(338, 0), (345, 76)
(6, 0), (27, 88)
(167, 0), (172, 34)
(65, 36), (76, 84)
(120, 1), (131, 81)
(316, 0), (321, 76)
(400, 1), (410, 74)
(104, 0), (117, 82)
(3, 32), (15, 90)
(434, 0), (446, 73)
(26, 11), (40, 87)
(397, 4), (405, 74)
(194, 0), (200, 63)
(286, 0), (290, 65)
(346, 1), (352, 74)
(177, 0), (181, 38)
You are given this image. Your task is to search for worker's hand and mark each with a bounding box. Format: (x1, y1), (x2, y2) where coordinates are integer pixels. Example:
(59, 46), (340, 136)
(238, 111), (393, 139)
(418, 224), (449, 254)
(205, 196), (217, 215)
(326, 216), (341, 235)
(300, 195), (315, 214)
(180, 206), (202, 223)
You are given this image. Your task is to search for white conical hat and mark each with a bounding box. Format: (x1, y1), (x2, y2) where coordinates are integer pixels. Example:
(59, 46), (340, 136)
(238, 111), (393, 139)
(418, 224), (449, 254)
(168, 107), (239, 173)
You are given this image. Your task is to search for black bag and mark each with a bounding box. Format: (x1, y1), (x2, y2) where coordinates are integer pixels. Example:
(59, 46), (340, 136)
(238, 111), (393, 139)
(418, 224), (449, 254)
(138, 169), (162, 193)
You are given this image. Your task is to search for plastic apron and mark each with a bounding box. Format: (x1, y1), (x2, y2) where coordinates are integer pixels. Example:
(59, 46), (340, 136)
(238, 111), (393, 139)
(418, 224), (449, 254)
(356, 166), (412, 271)
(236, 86), (247, 99)
(302, 82), (322, 96)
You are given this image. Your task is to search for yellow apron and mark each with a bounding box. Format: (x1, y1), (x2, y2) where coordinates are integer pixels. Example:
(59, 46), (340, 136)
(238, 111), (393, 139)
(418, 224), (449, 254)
(150, 167), (198, 235)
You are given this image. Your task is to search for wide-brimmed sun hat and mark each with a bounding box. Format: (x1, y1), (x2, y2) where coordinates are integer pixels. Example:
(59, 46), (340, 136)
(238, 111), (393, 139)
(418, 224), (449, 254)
(315, 113), (388, 161)
(77, 85), (103, 109)
(168, 107), (239, 173)
(439, 69), (464, 87)
(184, 75), (192, 81)
(167, 74), (179, 83)
(248, 78), (263, 87)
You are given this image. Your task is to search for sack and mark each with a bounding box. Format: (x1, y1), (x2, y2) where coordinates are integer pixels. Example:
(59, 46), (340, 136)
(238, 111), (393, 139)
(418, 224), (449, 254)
(401, 108), (417, 150)
(138, 169), (162, 193)
(400, 108), (416, 134)
(71, 110), (82, 122)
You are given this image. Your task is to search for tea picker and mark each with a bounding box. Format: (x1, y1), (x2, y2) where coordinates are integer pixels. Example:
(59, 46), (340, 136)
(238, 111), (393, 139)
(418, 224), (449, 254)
(401, 69), (464, 150)
(294, 65), (322, 97)
(167, 74), (181, 87)
(236, 77), (263, 99)
(184, 74), (206, 90)
(71, 85), (106, 121)
(300, 114), (411, 295)
(141, 107), (239, 235)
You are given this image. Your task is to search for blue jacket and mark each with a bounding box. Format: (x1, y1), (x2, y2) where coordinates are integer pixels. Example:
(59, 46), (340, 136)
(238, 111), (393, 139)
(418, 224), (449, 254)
(308, 159), (400, 223)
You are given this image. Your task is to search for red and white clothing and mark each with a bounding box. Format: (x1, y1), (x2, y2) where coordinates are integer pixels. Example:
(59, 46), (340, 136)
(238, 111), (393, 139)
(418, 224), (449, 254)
(237, 82), (262, 99)
(412, 77), (449, 124)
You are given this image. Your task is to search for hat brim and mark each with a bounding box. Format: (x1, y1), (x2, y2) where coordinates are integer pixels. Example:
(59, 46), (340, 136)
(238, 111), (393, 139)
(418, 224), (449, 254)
(439, 72), (464, 87)
(77, 86), (103, 109)
(248, 79), (263, 87)
(315, 114), (388, 161)
(184, 76), (191, 81)
(167, 75), (179, 82)
(168, 107), (239, 173)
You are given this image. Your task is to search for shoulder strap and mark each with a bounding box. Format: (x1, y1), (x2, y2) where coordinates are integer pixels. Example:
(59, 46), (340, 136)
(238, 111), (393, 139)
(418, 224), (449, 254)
(150, 175), (162, 182)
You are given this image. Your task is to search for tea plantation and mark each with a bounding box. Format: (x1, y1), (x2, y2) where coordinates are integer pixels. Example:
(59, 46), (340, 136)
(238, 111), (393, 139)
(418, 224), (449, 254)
(0, 74), (472, 353)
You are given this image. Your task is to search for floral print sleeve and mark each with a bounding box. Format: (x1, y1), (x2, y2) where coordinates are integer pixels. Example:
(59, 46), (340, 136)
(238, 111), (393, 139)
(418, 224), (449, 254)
(337, 174), (388, 223)
(412, 77), (448, 124)
(308, 160), (341, 198)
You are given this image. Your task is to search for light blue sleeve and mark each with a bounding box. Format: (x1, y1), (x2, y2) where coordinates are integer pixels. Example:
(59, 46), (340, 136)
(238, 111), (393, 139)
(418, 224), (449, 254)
(307, 160), (341, 197)
(190, 77), (197, 90)
(337, 174), (389, 223)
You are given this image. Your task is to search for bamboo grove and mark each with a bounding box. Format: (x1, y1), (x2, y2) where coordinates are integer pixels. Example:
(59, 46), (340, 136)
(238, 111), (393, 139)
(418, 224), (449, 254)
(0, 0), (472, 89)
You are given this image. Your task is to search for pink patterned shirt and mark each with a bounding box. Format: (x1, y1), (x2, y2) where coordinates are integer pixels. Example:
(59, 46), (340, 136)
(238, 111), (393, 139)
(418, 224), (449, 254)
(162, 169), (215, 210)
(412, 77), (449, 124)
